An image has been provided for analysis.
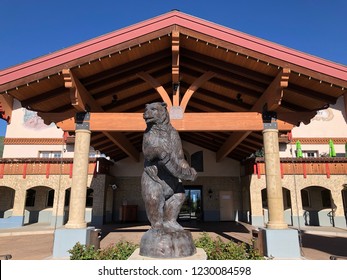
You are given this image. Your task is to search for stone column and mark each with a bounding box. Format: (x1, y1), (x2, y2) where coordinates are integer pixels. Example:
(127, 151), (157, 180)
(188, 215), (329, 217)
(262, 112), (287, 229)
(65, 122), (91, 229)
(12, 188), (26, 217)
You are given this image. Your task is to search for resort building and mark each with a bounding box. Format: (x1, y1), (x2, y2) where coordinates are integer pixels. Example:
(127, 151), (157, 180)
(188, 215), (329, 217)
(0, 11), (346, 236)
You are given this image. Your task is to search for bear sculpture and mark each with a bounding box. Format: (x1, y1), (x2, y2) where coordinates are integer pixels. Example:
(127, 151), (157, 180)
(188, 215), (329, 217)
(140, 102), (197, 258)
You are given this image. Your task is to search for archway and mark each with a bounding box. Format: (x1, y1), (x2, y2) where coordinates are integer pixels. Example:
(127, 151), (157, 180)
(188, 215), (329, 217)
(0, 186), (15, 218)
(301, 186), (334, 227)
(24, 186), (54, 225)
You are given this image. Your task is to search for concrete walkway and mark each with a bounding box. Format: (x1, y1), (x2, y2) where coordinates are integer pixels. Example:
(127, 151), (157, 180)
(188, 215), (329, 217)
(0, 221), (346, 260)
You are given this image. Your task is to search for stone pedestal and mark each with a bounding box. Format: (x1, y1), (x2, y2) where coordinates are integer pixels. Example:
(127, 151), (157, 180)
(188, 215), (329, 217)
(262, 228), (301, 259)
(129, 248), (207, 260)
(52, 226), (95, 258)
(140, 228), (196, 258)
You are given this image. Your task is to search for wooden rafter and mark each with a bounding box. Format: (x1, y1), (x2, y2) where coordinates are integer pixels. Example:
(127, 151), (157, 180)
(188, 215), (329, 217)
(103, 132), (140, 162)
(56, 112), (293, 132)
(216, 68), (291, 162)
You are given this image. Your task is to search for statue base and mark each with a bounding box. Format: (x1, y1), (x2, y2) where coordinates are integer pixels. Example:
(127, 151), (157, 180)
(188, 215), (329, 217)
(139, 228), (196, 258)
(130, 248), (207, 260)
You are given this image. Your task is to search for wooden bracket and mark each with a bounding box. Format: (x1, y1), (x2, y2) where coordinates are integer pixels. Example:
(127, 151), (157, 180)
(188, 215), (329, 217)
(137, 71), (172, 109)
(252, 68), (291, 112)
(63, 68), (103, 112)
(180, 71), (216, 113)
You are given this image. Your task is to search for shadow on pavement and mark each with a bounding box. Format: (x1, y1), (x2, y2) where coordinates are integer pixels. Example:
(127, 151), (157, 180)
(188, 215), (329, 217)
(300, 233), (347, 257)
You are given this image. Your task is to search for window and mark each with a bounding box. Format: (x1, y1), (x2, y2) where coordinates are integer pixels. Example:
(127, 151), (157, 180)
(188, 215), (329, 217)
(64, 189), (71, 207)
(301, 189), (310, 207)
(302, 150), (318, 158)
(39, 151), (62, 158)
(25, 189), (36, 207)
(47, 190), (54, 207)
(321, 189), (332, 208)
(261, 189), (268, 208)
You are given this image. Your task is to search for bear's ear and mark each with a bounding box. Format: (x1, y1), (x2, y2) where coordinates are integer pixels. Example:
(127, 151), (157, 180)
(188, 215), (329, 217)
(161, 102), (167, 108)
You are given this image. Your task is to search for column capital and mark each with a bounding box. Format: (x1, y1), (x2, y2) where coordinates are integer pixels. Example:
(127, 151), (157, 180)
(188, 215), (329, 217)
(262, 110), (277, 130)
(75, 112), (90, 130)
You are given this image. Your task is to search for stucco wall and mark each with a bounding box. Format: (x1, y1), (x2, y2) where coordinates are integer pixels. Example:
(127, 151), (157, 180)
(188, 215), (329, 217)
(280, 96), (347, 157)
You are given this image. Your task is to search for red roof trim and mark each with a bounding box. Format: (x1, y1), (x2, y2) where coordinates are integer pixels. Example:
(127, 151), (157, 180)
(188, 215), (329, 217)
(1, 10), (347, 86)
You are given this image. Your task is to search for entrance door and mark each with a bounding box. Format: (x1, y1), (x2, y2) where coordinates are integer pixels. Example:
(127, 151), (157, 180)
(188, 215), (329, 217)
(219, 191), (234, 221)
(179, 186), (202, 221)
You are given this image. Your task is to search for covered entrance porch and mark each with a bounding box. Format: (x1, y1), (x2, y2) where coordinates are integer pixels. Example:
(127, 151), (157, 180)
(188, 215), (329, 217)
(1, 11), (347, 258)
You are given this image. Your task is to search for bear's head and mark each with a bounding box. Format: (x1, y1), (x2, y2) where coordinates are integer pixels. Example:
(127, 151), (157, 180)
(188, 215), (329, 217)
(143, 102), (170, 126)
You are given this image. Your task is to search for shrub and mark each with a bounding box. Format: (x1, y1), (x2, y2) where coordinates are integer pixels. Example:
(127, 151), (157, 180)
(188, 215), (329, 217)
(96, 241), (138, 260)
(194, 232), (264, 260)
(68, 242), (97, 260)
(68, 241), (138, 260)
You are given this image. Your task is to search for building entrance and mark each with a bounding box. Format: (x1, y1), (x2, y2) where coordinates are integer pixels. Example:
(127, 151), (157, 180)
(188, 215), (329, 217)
(179, 186), (202, 221)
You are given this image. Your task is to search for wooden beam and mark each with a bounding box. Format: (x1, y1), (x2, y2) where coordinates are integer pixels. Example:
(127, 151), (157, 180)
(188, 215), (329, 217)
(216, 132), (251, 162)
(344, 92), (347, 119)
(136, 71), (172, 109)
(216, 68), (290, 161)
(56, 112), (293, 132)
(0, 93), (13, 123)
(103, 132), (140, 162)
(180, 71), (216, 112)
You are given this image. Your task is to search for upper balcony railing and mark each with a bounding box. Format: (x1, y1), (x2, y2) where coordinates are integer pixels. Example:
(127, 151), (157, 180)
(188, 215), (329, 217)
(0, 157), (113, 179)
(244, 157), (347, 178)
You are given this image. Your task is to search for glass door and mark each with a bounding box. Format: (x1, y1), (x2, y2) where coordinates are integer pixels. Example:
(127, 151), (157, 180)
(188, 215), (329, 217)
(179, 186), (202, 221)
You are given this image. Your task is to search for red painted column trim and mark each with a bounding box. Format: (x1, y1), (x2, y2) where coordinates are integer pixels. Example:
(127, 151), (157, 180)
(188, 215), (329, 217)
(0, 163), (4, 179)
(69, 163), (73, 178)
(280, 163), (284, 179)
(325, 163), (330, 178)
(23, 163), (27, 179)
(303, 162), (307, 179)
(46, 163), (50, 178)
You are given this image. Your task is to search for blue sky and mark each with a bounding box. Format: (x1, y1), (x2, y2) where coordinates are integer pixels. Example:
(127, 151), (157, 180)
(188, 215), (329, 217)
(1, 0), (346, 136)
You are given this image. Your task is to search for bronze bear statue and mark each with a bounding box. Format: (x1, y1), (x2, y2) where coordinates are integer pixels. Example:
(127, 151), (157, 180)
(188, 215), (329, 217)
(141, 102), (197, 233)
(139, 102), (198, 258)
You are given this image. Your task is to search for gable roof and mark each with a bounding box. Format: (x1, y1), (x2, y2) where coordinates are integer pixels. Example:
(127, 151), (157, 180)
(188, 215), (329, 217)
(0, 10), (346, 161)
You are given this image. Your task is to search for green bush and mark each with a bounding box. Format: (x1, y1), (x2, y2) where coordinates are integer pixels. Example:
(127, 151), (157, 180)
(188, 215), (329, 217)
(68, 233), (263, 260)
(68, 241), (138, 260)
(194, 232), (264, 260)
(68, 242), (98, 260)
